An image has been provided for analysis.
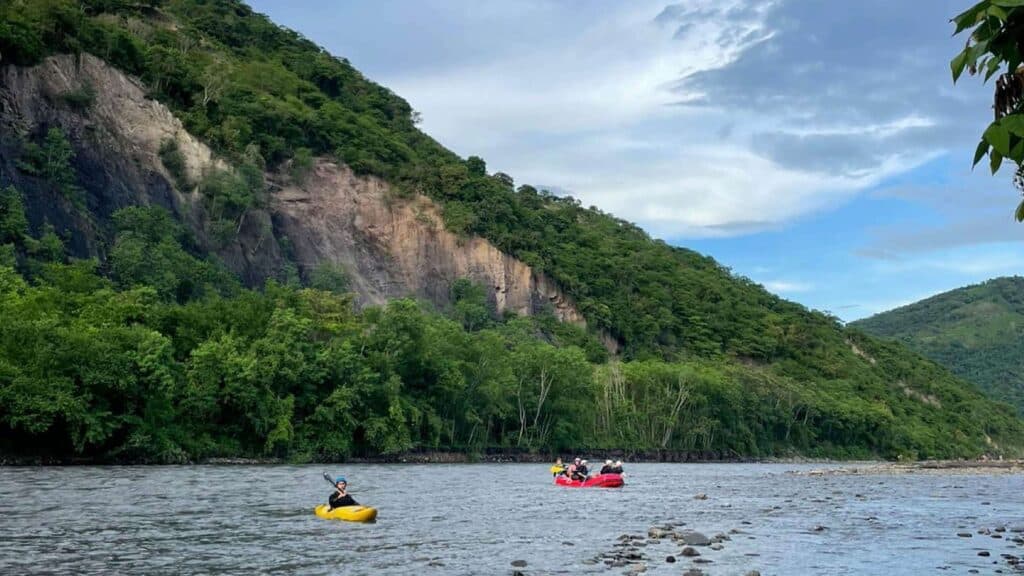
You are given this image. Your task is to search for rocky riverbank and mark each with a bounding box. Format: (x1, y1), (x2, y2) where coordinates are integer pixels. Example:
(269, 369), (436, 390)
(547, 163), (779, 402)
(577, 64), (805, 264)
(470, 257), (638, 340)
(789, 459), (1024, 476)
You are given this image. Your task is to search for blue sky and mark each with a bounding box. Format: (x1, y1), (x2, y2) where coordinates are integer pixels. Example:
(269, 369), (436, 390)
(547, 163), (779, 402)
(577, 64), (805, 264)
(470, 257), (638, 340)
(249, 0), (1024, 320)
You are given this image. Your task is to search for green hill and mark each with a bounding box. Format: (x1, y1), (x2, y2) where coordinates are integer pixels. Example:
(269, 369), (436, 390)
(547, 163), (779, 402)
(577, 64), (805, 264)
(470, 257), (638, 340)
(0, 0), (1021, 462)
(851, 277), (1024, 415)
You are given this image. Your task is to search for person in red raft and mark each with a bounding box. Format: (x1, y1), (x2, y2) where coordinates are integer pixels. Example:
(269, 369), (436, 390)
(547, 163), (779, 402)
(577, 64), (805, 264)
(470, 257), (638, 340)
(555, 457), (624, 481)
(599, 459), (625, 474)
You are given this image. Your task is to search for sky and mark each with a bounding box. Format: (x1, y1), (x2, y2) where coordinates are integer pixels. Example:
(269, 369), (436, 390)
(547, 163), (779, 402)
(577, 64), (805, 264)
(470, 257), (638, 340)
(248, 0), (1024, 321)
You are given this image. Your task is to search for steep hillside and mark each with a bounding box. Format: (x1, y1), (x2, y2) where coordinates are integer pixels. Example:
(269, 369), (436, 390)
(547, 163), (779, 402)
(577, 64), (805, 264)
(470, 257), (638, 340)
(852, 277), (1024, 415)
(0, 0), (1021, 462)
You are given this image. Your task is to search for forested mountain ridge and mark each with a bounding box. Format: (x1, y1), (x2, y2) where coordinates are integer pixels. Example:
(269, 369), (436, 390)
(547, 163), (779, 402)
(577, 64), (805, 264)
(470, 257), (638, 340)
(852, 277), (1024, 415)
(0, 0), (1021, 462)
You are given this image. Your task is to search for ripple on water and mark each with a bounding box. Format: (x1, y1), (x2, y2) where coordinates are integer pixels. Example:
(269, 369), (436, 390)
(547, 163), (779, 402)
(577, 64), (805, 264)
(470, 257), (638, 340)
(0, 463), (1022, 575)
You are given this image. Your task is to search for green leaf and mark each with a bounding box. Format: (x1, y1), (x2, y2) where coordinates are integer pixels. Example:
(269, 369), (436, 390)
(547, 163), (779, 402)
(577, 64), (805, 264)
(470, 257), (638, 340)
(985, 122), (1012, 156)
(984, 56), (1002, 81)
(1012, 137), (1024, 161)
(1001, 114), (1024, 137)
(990, 148), (1004, 173)
(1016, 198), (1024, 222)
(966, 39), (991, 65)
(992, 0), (1024, 7)
(952, 51), (969, 82)
(973, 139), (991, 167)
(989, 4), (1010, 20)
(953, 2), (991, 34)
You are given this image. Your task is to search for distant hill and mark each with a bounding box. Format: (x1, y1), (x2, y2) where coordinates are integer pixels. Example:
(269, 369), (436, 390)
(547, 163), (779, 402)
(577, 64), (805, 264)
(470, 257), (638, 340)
(851, 277), (1024, 414)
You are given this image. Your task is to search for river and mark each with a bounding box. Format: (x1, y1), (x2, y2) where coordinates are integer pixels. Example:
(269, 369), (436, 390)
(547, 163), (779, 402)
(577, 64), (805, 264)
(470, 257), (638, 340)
(1, 463), (1021, 575)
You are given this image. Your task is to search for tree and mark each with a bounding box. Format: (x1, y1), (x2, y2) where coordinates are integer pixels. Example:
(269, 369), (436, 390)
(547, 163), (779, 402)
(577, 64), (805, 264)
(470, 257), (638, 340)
(951, 1), (1024, 220)
(449, 278), (493, 331)
(466, 155), (486, 177)
(199, 56), (231, 107)
(17, 128), (80, 201)
(0, 187), (29, 245)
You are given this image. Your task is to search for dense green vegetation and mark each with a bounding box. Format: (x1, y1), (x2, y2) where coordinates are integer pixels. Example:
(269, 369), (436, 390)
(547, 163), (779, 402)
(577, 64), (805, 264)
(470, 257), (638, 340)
(852, 277), (1024, 416)
(1, 199), (1019, 462)
(0, 0), (1022, 461)
(951, 0), (1024, 220)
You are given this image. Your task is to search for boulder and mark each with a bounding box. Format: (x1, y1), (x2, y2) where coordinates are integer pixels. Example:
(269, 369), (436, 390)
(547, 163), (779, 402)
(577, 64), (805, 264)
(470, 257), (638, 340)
(676, 531), (712, 546)
(648, 527), (671, 539)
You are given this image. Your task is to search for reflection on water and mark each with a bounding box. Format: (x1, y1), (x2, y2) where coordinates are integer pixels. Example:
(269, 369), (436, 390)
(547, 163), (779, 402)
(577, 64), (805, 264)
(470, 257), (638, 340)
(0, 463), (1021, 575)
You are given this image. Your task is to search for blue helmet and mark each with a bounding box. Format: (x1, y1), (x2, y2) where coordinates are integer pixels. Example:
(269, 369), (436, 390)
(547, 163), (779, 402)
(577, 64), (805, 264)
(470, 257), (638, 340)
(335, 476), (347, 484)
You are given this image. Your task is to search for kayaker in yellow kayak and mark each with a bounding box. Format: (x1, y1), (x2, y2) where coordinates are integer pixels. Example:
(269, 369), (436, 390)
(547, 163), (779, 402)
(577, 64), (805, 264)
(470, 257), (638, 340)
(328, 477), (358, 509)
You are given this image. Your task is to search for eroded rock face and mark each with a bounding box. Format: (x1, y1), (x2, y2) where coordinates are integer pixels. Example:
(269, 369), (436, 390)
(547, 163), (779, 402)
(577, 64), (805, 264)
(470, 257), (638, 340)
(0, 54), (286, 284)
(273, 160), (587, 324)
(1, 55), (603, 341)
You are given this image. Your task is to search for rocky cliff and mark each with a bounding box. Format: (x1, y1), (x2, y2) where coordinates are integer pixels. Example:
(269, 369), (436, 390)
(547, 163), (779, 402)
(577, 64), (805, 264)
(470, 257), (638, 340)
(0, 54), (588, 327)
(273, 160), (585, 322)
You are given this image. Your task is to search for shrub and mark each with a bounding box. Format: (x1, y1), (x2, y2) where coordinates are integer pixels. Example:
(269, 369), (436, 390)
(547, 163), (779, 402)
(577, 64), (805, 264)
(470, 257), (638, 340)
(59, 84), (97, 112)
(158, 138), (191, 190)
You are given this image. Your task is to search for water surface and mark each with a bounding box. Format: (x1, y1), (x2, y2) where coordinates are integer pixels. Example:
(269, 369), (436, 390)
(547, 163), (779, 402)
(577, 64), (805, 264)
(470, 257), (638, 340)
(1, 463), (1021, 574)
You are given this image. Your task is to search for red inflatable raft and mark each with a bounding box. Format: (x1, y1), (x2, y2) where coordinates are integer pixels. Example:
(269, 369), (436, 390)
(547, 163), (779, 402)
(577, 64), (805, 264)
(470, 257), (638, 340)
(555, 473), (624, 488)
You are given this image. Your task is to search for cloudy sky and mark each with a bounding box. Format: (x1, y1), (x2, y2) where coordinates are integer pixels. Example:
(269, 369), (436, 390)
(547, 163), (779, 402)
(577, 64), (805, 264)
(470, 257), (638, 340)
(249, 0), (1024, 320)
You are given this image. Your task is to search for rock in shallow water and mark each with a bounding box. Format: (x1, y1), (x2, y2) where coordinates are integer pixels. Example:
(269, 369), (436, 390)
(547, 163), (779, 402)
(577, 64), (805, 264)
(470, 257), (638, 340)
(676, 531), (712, 546)
(648, 527), (671, 539)
(625, 562), (647, 574)
(666, 555), (676, 563)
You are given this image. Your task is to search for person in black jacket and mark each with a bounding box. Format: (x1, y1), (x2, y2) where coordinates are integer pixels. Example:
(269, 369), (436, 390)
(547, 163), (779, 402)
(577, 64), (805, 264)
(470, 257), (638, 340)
(328, 477), (358, 509)
(578, 459), (590, 479)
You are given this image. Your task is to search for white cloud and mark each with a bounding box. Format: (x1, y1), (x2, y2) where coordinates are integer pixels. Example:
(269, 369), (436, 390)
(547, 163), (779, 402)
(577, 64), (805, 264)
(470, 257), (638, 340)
(382, 0), (940, 237)
(763, 280), (814, 293)
(779, 115), (937, 139)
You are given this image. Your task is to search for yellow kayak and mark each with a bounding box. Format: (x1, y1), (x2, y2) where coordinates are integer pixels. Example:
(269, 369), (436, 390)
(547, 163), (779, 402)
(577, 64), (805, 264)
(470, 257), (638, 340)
(314, 504), (378, 523)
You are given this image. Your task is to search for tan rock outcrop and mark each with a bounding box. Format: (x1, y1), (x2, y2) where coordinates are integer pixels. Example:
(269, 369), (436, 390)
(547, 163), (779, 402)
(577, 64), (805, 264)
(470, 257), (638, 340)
(274, 160), (587, 324)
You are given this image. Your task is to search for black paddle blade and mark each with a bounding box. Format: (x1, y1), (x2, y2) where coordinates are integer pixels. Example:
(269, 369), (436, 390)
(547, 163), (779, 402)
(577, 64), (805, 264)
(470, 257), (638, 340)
(323, 471), (336, 485)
